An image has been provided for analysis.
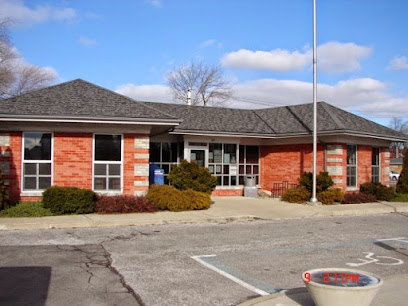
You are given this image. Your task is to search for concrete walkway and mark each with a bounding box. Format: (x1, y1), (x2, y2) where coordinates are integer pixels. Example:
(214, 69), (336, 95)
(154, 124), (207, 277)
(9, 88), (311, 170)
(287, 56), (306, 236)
(0, 197), (407, 230)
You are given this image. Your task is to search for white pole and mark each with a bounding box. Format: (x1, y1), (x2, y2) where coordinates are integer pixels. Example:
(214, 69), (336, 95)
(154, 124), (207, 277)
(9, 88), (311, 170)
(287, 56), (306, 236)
(187, 87), (192, 106)
(311, 0), (318, 203)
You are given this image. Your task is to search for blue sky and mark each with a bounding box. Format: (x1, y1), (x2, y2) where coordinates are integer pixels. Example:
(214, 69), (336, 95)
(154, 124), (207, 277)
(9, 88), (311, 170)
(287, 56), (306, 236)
(2, 0), (408, 126)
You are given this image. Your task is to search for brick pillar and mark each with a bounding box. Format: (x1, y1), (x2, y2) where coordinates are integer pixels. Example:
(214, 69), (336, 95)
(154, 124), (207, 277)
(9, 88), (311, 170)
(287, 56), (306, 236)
(0, 132), (22, 202)
(382, 147), (390, 186)
(326, 144), (346, 192)
(125, 135), (149, 196)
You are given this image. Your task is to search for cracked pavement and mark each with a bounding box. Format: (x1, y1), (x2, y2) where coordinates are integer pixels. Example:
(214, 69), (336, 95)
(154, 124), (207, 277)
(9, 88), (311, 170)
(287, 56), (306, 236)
(0, 244), (140, 306)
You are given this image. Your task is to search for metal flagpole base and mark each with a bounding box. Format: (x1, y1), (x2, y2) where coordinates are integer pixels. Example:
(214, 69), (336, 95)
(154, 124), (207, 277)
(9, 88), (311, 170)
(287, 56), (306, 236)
(307, 197), (322, 206)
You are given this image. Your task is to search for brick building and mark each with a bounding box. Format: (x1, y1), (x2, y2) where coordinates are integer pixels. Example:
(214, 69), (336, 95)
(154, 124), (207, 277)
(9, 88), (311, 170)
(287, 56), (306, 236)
(1, 79), (407, 202)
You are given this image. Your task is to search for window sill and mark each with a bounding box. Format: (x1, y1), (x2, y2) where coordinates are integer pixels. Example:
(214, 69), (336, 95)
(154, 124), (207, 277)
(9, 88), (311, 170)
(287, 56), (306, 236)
(215, 185), (260, 190)
(95, 191), (123, 196)
(346, 187), (358, 192)
(20, 191), (43, 197)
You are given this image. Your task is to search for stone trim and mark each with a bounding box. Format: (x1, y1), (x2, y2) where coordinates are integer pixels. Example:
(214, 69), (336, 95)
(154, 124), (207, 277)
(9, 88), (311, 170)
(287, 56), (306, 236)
(327, 165), (343, 176)
(0, 134), (10, 146)
(135, 137), (149, 149)
(327, 157), (343, 163)
(326, 145), (343, 155)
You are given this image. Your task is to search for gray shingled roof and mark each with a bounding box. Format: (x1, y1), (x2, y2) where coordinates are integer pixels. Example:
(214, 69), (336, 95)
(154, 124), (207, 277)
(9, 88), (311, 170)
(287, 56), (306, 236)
(143, 101), (408, 141)
(0, 79), (180, 123)
(1, 79), (406, 141)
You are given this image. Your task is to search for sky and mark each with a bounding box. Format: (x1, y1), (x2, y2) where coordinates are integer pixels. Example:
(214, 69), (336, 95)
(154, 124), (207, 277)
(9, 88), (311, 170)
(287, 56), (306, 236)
(1, 0), (408, 127)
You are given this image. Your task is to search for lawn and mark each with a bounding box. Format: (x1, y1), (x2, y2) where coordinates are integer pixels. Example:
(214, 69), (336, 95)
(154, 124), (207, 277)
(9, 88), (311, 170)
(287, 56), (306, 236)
(0, 201), (53, 218)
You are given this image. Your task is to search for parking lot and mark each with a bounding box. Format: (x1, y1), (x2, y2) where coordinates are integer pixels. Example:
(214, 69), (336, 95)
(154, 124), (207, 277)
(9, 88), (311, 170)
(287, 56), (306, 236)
(0, 213), (407, 305)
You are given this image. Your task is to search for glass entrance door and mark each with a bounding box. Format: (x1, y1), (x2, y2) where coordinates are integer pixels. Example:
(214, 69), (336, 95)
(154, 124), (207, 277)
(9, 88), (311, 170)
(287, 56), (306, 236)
(191, 149), (205, 167)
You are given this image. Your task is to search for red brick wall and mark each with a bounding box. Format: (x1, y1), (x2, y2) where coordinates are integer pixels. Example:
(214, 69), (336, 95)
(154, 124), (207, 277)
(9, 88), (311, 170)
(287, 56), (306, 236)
(357, 145), (372, 186)
(212, 189), (243, 196)
(260, 144), (325, 191)
(53, 132), (93, 189)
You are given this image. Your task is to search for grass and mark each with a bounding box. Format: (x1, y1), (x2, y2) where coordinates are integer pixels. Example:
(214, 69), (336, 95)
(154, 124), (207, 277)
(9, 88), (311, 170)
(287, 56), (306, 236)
(390, 193), (408, 202)
(0, 201), (53, 218)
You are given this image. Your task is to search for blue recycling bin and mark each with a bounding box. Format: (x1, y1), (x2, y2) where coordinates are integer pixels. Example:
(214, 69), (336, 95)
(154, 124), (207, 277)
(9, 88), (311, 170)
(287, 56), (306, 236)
(149, 164), (164, 185)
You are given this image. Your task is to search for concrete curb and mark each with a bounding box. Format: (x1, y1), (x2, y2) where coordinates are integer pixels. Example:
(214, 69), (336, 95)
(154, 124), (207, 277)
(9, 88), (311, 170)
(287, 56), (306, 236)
(0, 199), (407, 231)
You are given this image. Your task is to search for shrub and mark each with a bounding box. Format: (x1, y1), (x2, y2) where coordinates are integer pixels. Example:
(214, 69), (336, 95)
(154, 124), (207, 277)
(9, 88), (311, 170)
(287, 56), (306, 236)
(360, 182), (394, 201)
(396, 150), (408, 194)
(95, 195), (157, 214)
(0, 201), (53, 218)
(316, 188), (344, 205)
(391, 193), (408, 202)
(43, 186), (96, 214)
(342, 192), (377, 204)
(282, 187), (311, 204)
(183, 189), (211, 210)
(168, 159), (217, 194)
(146, 185), (211, 211)
(298, 171), (333, 193)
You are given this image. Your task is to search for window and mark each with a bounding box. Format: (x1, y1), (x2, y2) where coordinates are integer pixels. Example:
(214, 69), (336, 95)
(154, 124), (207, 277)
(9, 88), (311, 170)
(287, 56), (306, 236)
(94, 134), (122, 191)
(347, 145), (357, 187)
(149, 142), (184, 184)
(239, 145), (260, 185)
(23, 132), (52, 191)
(208, 143), (238, 186)
(372, 147), (380, 183)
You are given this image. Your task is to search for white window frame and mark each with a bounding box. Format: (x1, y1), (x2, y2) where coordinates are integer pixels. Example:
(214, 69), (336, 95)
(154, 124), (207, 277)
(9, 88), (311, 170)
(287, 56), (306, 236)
(92, 133), (124, 194)
(347, 144), (358, 190)
(372, 147), (381, 183)
(21, 132), (53, 196)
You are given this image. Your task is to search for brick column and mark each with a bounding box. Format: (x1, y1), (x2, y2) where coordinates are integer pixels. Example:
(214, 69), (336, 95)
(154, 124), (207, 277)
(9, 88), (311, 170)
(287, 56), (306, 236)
(0, 132), (22, 202)
(124, 134), (149, 196)
(326, 144), (346, 192)
(382, 147), (390, 186)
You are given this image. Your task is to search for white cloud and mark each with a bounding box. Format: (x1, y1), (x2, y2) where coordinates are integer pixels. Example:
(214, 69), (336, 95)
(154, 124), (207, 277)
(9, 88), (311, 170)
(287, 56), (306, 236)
(221, 49), (309, 72)
(221, 42), (372, 74)
(230, 77), (407, 118)
(145, 0), (162, 8)
(317, 42), (371, 73)
(115, 84), (171, 102)
(199, 39), (216, 49)
(78, 36), (98, 48)
(387, 56), (408, 70)
(0, 0), (76, 26)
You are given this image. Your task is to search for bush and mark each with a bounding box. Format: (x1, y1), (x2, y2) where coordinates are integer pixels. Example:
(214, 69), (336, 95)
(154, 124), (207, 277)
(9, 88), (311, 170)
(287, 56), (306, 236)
(0, 201), (53, 218)
(391, 193), (408, 202)
(282, 187), (311, 204)
(183, 189), (211, 210)
(396, 150), (408, 194)
(168, 160), (217, 194)
(147, 185), (211, 211)
(95, 195), (157, 214)
(342, 192), (377, 204)
(43, 186), (96, 214)
(298, 171), (333, 193)
(360, 182), (394, 201)
(316, 188), (344, 205)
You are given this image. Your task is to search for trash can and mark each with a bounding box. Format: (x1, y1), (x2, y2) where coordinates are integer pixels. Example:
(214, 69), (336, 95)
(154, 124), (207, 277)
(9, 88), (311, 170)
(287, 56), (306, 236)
(149, 164), (164, 185)
(244, 176), (258, 197)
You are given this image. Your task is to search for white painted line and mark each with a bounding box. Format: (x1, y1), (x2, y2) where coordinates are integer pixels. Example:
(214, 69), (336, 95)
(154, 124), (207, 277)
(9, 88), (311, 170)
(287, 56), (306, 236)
(191, 255), (270, 296)
(376, 237), (406, 241)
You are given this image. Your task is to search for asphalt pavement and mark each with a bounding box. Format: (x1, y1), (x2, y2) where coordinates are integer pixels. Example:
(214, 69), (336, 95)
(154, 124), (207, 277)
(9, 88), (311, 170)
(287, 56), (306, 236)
(1, 196), (408, 306)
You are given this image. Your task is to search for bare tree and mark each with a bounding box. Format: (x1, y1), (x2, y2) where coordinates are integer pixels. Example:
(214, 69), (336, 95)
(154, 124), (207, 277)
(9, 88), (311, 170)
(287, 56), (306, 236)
(0, 18), (56, 98)
(167, 61), (232, 106)
(389, 117), (408, 158)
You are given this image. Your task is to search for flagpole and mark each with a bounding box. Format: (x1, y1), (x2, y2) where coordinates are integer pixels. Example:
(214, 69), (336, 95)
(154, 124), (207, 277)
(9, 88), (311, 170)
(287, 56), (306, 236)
(311, 0), (318, 203)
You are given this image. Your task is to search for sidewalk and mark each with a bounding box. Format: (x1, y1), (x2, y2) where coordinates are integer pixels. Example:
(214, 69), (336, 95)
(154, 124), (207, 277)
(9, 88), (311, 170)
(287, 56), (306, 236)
(0, 196), (407, 230)
(239, 274), (408, 306)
